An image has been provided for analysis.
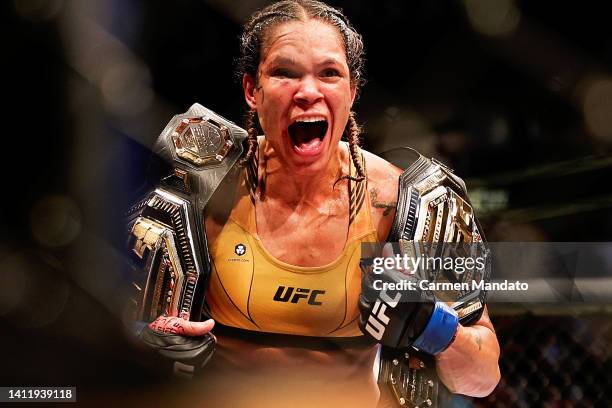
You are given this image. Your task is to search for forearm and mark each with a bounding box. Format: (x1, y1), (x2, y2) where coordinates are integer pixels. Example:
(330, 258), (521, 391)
(435, 317), (500, 397)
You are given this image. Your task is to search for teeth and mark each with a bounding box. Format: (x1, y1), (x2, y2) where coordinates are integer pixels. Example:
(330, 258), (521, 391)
(294, 115), (326, 123)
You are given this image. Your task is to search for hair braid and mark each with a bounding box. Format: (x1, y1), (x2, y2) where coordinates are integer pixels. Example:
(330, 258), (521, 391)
(346, 111), (366, 182)
(333, 110), (366, 188)
(240, 109), (259, 166)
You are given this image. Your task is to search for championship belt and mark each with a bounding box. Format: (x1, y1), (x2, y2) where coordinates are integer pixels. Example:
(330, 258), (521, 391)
(126, 103), (246, 322)
(378, 148), (491, 408)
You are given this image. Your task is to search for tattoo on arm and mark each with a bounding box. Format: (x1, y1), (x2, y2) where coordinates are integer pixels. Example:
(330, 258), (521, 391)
(370, 188), (397, 216)
(474, 331), (482, 351)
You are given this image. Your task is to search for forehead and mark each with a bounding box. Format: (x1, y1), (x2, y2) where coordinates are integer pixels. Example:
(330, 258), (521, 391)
(261, 19), (347, 65)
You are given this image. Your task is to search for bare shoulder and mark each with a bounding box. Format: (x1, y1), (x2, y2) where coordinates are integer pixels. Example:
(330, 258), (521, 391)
(363, 149), (403, 192)
(361, 149), (404, 241)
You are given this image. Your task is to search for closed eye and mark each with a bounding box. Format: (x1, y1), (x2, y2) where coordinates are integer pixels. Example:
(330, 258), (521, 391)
(271, 67), (298, 78)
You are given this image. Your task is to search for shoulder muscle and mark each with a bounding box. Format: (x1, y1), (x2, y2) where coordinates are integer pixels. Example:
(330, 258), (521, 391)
(361, 149), (403, 241)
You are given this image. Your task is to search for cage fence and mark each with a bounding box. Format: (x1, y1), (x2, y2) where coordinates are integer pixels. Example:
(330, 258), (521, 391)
(478, 306), (612, 408)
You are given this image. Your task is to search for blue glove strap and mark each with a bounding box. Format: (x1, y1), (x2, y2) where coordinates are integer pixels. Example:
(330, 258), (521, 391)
(412, 302), (459, 355)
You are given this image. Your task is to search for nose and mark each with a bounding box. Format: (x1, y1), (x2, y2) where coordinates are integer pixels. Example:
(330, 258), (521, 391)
(293, 75), (323, 106)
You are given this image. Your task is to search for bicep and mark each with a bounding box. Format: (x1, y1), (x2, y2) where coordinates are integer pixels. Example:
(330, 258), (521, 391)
(367, 162), (402, 242)
(469, 306), (500, 357)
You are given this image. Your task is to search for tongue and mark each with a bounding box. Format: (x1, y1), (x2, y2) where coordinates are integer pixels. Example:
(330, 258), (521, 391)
(295, 137), (322, 151)
(293, 124), (322, 150)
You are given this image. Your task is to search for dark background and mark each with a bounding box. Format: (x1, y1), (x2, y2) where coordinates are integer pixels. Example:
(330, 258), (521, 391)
(2, 0), (612, 406)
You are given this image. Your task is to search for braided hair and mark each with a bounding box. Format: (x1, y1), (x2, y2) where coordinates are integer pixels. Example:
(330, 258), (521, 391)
(236, 0), (366, 181)
(344, 111), (365, 182)
(242, 108), (259, 168)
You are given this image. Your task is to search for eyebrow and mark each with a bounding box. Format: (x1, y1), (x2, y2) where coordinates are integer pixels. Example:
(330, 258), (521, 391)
(319, 58), (343, 66)
(267, 56), (298, 66)
(267, 56), (344, 67)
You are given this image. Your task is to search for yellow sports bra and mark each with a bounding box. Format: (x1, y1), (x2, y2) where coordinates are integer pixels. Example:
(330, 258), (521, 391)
(206, 144), (378, 337)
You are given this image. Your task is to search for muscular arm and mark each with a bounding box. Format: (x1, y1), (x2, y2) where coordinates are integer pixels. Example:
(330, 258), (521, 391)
(435, 306), (501, 397)
(362, 150), (402, 241)
(365, 151), (500, 397)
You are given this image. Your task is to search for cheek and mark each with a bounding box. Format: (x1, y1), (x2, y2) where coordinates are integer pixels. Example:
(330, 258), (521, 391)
(328, 88), (353, 134)
(327, 83), (353, 110)
(259, 104), (281, 136)
(258, 82), (293, 118)
(334, 111), (350, 138)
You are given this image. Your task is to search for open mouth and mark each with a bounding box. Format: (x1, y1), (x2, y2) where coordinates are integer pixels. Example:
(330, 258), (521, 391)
(288, 118), (328, 153)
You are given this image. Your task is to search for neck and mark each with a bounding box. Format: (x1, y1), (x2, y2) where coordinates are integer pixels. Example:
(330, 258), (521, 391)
(258, 140), (344, 205)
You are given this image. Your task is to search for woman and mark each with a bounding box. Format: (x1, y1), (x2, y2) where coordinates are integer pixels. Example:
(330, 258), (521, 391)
(147, 1), (500, 406)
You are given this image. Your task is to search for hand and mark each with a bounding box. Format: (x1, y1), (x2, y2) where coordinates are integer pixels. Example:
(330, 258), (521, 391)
(149, 314), (215, 337)
(140, 315), (217, 378)
(359, 243), (458, 355)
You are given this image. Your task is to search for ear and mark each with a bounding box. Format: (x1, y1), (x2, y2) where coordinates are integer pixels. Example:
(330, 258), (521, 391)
(243, 74), (258, 109)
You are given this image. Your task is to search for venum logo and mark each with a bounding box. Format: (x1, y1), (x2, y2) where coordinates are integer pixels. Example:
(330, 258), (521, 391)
(365, 290), (401, 340)
(234, 244), (246, 256)
(273, 286), (325, 306)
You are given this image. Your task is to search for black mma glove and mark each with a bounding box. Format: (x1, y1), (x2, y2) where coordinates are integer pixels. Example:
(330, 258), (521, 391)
(133, 319), (216, 378)
(359, 264), (458, 355)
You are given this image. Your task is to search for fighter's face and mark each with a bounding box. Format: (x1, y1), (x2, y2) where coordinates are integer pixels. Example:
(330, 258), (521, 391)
(243, 19), (356, 176)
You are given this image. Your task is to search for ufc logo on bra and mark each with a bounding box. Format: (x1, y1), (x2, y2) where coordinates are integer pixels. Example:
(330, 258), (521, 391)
(273, 286), (326, 306)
